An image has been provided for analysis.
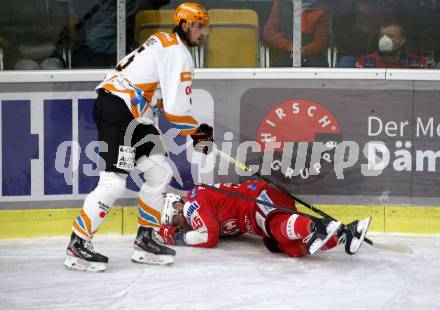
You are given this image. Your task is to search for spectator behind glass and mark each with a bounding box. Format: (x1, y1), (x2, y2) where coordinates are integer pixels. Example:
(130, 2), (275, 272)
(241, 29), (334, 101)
(263, 0), (329, 67)
(68, 0), (143, 68)
(332, 0), (397, 68)
(356, 20), (428, 68)
(0, 0), (67, 70)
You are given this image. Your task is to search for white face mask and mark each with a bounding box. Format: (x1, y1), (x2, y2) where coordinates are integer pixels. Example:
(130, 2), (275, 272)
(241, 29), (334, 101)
(378, 35), (393, 53)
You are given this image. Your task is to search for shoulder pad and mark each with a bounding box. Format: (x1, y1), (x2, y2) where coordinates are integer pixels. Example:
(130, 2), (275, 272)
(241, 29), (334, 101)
(153, 32), (179, 48)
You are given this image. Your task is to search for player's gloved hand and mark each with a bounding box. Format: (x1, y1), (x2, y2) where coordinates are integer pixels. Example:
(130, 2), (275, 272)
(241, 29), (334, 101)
(159, 225), (186, 246)
(191, 123), (214, 155)
(159, 225), (179, 245)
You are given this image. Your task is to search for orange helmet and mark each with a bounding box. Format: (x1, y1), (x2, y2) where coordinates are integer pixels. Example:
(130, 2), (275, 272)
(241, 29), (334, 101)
(173, 2), (209, 27)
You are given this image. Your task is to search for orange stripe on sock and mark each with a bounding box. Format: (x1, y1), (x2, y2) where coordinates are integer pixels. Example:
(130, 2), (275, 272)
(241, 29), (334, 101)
(137, 218), (161, 228)
(73, 221), (91, 239)
(137, 198), (161, 227)
(80, 209), (92, 235)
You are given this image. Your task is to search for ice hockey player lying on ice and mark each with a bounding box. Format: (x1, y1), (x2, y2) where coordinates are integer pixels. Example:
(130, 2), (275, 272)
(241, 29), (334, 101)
(158, 180), (372, 257)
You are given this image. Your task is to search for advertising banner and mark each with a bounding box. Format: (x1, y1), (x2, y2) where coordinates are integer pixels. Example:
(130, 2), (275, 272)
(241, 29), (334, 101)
(0, 89), (213, 207)
(238, 84), (440, 205)
(1, 77), (439, 208)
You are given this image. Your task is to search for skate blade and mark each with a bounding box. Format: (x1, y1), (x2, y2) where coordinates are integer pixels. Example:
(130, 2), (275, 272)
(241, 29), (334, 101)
(309, 221), (342, 255)
(64, 256), (106, 272)
(349, 217), (372, 254)
(131, 250), (174, 265)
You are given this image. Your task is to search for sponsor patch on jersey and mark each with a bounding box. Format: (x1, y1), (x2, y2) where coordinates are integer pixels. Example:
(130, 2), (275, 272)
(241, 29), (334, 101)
(98, 201), (110, 212)
(185, 201), (200, 224)
(115, 146), (135, 171)
(180, 72), (192, 82)
(256, 190), (275, 215)
(286, 214), (300, 239)
(247, 184), (257, 191)
(146, 37), (157, 46)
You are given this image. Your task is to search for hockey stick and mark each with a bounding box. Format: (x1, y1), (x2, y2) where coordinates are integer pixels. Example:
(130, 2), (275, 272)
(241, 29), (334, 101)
(214, 147), (413, 254)
(196, 182), (321, 220)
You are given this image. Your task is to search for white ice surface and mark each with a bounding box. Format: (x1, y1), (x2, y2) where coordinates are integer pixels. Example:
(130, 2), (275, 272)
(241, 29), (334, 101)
(0, 234), (439, 310)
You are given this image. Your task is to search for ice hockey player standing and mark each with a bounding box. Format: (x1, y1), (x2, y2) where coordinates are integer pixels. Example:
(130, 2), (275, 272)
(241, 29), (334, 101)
(64, 2), (213, 272)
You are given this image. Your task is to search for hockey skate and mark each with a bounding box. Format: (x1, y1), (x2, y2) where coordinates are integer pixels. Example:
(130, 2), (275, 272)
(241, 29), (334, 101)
(342, 217), (372, 255)
(131, 227), (176, 265)
(305, 219), (342, 255)
(64, 232), (108, 272)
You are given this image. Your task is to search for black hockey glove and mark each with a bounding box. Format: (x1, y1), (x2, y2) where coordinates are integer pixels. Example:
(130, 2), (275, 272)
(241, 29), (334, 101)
(191, 123), (214, 155)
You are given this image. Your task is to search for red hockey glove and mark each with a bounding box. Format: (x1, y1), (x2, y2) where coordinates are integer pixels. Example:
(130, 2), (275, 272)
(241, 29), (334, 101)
(191, 123), (214, 155)
(159, 225), (178, 245)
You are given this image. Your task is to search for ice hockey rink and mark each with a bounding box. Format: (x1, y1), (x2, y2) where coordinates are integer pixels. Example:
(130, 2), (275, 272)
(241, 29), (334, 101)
(0, 233), (439, 310)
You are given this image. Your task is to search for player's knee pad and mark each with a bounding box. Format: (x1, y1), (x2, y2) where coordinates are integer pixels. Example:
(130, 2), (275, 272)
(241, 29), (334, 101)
(96, 171), (127, 199)
(136, 155), (172, 226)
(76, 172), (127, 239)
(137, 154), (172, 192)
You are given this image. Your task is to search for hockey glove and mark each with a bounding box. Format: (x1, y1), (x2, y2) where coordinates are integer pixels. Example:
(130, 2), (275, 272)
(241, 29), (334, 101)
(159, 225), (185, 246)
(191, 123), (214, 155)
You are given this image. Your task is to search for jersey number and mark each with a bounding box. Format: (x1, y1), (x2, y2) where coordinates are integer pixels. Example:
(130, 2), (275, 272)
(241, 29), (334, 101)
(192, 215), (205, 230)
(116, 45), (145, 71)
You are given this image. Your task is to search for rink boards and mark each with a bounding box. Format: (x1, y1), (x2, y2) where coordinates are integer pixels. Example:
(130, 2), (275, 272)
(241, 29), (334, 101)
(1, 69), (440, 237)
(1, 204), (440, 238)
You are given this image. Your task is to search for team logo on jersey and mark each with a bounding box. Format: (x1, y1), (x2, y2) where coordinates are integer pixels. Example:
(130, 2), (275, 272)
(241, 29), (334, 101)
(222, 219), (241, 235)
(255, 99), (342, 185)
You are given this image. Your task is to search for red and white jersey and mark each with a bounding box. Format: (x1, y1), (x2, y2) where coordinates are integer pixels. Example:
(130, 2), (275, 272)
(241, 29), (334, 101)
(356, 51), (428, 69)
(96, 32), (198, 136)
(181, 180), (297, 247)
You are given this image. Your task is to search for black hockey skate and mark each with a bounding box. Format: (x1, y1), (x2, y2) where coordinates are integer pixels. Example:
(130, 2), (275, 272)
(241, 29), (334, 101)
(304, 218), (342, 255)
(342, 217), (372, 255)
(64, 232), (108, 272)
(131, 227), (176, 265)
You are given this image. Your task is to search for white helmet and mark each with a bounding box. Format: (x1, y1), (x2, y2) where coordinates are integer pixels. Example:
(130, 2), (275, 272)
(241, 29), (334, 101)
(161, 193), (182, 225)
